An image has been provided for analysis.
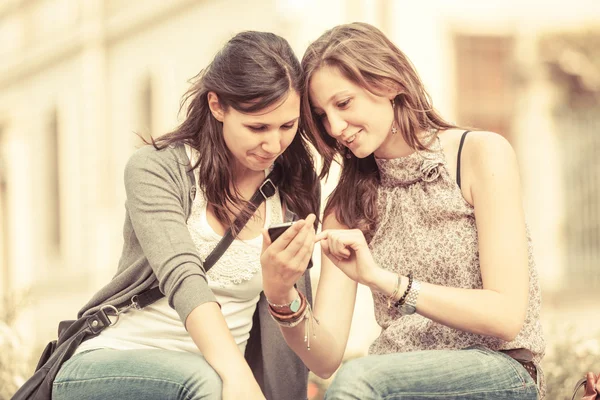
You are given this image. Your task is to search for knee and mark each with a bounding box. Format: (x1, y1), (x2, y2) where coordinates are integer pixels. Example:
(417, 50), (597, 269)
(325, 358), (378, 400)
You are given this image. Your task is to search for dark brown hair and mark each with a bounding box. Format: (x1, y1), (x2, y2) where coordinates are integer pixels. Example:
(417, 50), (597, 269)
(301, 22), (456, 241)
(151, 31), (319, 231)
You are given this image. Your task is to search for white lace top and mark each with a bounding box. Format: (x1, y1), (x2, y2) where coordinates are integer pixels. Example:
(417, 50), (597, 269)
(75, 148), (283, 356)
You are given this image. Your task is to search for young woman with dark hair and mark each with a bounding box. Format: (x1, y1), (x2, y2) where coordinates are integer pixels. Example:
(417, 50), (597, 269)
(50, 31), (319, 400)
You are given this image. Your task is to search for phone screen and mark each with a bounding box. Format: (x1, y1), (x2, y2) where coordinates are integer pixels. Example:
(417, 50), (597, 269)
(267, 222), (294, 242)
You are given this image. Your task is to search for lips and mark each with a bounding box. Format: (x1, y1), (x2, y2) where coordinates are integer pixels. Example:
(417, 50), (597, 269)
(253, 154), (277, 162)
(343, 129), (362, 146)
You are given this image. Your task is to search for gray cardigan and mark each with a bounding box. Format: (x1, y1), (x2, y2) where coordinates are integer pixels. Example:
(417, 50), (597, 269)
(78, 144), (311, 400)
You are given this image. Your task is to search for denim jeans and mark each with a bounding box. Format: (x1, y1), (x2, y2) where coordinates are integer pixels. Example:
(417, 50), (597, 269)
(53, 348), (222, 400)
(324, 346), (538, 400)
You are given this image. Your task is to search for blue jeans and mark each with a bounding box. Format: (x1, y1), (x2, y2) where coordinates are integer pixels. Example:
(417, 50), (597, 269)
(324, 346), (538, 400)
(53, 349), (222, 400)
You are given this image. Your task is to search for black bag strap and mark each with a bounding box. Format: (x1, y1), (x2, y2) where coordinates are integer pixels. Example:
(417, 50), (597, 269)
(11, 163), (294, 400)
(203, 165), (280, 269)
(118, 163), (283, 311)
(456, 130), (470, 189)
(571, 378), (587, 400)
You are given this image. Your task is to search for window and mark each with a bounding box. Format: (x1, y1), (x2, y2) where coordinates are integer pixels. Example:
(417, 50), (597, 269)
(454, 35), (516, 142)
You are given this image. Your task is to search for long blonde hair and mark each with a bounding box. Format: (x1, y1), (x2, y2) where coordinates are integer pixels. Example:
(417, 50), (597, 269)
(301, 22), (457, 240)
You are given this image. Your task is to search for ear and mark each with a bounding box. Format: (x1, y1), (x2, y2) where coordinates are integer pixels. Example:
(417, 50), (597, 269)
(382, 82), (402, 101)
(207, 91), (225, 122)
(387, 90), (400, 101)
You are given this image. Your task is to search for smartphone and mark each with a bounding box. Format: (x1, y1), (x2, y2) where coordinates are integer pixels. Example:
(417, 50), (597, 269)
(267, 221), (294, 242)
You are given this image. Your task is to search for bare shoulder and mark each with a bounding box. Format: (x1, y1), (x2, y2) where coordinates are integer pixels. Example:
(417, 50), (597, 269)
(437, 128), (472, 168)
(463, 131), (522, 203)
(438, 129), (512, 154)
(438, 129), (518, 205)
(462, 131), (518, 171)
(437, 128), (470, 150)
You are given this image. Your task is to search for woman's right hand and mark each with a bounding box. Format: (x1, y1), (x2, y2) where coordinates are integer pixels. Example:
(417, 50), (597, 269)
(314, 228), (380, 286)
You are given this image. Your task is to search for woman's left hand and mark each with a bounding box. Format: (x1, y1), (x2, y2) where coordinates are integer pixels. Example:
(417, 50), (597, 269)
(260, 214), (317, 303)
(314, 229), (379, 286)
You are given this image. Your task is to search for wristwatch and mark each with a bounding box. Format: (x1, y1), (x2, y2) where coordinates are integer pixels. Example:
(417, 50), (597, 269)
(398, 279), (421, 316)
(267, 292), (302, 314)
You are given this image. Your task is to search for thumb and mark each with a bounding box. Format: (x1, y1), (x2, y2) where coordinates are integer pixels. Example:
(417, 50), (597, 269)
(320, 241), (342, 264)
(319, 237), (330, 254)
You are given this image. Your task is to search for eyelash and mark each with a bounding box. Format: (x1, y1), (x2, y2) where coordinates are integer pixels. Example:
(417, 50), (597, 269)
(337, 98), (351, 109)
(249, 124), (295, 132)
(249, 126), (267, 132)
(314, 98), (352, 120)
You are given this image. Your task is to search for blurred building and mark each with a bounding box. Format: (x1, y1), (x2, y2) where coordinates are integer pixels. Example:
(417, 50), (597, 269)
(0, 0), (598, 358)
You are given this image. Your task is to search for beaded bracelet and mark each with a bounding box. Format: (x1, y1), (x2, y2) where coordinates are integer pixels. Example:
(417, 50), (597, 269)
(270, 305), (308, 328)
(387, 273), (402, 309)
(394, 272), (413, 308)
(268, 290), (320, 350)
(268, 291), (307, 323)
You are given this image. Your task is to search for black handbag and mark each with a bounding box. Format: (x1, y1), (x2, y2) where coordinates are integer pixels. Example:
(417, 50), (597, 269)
(12, 167), (282, 400)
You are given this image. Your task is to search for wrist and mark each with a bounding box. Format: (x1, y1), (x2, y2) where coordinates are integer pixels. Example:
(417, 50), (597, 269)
(219, 363), (255, 384)
(396, 276), (421, 315)
(364, 267), (395, 293)
(265, 287), (298, 307)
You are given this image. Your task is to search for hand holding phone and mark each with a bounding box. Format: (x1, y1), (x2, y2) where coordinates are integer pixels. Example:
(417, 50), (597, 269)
(267, 221), (294, 242)
(261, 215), (316, 300)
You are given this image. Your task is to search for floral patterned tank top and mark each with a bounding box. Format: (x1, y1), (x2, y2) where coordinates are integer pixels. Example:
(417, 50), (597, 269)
(368, 135), (546, 397)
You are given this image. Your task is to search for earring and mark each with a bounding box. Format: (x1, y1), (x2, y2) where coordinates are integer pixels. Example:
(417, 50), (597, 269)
(345, 151), (352, 159)
(391, 125), (398, 135)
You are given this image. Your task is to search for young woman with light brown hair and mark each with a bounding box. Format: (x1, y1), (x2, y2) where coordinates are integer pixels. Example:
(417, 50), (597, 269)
(277, 22), (546, 399)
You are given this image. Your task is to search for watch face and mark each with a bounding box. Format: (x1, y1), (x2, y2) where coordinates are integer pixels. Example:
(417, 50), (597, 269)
(290, 297), (302, 313)
(400, 304), (416, 316)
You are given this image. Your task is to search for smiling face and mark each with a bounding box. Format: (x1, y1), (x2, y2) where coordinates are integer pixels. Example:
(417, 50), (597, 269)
(308, 65), (395, 159)
(209, 90), (301, 173)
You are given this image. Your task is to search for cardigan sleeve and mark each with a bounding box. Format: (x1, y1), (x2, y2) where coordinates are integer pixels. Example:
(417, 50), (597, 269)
(124, 146), (217, 324)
